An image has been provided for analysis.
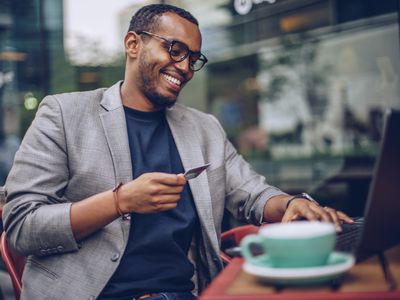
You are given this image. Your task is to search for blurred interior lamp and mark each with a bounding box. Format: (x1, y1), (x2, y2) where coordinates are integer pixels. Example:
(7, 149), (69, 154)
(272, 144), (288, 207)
(79, 72), (99, 84)
(234, 0), (278, 15)
(0, 51), (26, 61)
(24, 93), (38, 110)
(280, 10), (327, 32)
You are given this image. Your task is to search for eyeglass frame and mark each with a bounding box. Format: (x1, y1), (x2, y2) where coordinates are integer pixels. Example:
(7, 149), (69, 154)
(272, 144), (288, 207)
(135, 30), (208, 71)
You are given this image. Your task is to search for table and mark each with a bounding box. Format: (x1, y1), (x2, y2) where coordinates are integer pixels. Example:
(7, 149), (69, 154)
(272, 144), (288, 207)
(199, 245), (400, 300)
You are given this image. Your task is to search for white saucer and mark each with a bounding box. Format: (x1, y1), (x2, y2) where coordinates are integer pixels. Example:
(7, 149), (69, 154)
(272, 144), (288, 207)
(243, 251), (355, 285)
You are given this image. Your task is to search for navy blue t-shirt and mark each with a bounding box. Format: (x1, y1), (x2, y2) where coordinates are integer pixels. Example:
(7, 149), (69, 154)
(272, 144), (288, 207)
(100, 107), (198, 299)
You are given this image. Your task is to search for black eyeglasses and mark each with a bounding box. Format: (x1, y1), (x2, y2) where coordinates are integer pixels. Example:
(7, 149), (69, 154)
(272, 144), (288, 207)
(137, 31), (208, 72)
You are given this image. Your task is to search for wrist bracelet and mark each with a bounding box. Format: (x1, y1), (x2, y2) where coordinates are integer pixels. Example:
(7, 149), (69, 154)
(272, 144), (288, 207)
(286, 192), (319, 209)
(112, 182), (129, 220)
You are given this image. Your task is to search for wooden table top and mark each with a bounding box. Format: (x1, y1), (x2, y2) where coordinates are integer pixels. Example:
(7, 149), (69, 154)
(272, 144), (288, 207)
(200, 245), (400, 300)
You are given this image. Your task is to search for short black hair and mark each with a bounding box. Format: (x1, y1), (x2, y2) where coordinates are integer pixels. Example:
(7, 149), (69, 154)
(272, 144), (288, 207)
(128, 4), (198, 33)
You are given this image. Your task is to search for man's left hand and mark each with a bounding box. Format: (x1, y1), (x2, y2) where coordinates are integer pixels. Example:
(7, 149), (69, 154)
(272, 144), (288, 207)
(281, 199), (354, 232)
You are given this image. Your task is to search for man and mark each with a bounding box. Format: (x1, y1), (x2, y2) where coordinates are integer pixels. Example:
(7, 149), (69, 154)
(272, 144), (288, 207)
(2, 4), (353, 300)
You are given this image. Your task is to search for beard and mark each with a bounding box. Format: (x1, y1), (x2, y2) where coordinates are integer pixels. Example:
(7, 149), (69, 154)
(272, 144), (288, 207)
(137, 53), (178, 109)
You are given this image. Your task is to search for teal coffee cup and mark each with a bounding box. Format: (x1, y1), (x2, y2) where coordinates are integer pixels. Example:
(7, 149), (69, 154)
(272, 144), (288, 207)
(240, 221), (336, 268)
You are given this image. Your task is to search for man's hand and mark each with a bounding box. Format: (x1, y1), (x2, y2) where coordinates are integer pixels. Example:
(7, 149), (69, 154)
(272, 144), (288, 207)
(71, 172), (186, 241)
(118, 172), (186, 214)
(281, 199), (354, 232)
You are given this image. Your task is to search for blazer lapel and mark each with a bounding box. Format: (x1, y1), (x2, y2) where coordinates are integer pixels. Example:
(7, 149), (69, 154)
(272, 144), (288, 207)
(99, 82), (132, 239)
(166, 105), (219, 253)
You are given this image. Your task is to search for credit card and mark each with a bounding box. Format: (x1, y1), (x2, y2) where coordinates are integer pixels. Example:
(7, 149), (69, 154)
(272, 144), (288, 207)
(184, 163), (211, 180)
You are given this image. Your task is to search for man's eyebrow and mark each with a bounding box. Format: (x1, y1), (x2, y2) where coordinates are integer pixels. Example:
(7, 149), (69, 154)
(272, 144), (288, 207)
(165, 35), (201, 53)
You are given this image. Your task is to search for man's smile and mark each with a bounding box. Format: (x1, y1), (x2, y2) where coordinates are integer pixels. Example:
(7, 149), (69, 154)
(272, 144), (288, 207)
(161, 72), (183, 92)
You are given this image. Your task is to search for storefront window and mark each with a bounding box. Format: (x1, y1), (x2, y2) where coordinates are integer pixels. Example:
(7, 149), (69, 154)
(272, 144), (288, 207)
(258, 14), (399, 159)
(184, 0), (400, 215)
(0, 0), (123, 185)
(0, 0), (399, 216)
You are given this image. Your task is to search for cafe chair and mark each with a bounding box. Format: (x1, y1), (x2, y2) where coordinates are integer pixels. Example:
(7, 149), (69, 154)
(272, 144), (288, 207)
(0, 232), (24, 300)
(220, 224), (260, 264)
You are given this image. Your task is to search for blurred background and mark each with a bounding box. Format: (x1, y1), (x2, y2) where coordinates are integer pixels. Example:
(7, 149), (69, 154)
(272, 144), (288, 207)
(0, 0), (399, 298)
(0, 0), (399, 224)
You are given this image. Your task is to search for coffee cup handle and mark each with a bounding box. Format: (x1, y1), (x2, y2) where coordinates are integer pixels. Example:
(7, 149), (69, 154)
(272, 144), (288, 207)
(240, 234), (268, 264)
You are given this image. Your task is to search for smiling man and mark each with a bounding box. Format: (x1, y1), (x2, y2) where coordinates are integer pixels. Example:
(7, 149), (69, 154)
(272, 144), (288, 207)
(121, 12), (205, 111)
(2, 4), (352, 300)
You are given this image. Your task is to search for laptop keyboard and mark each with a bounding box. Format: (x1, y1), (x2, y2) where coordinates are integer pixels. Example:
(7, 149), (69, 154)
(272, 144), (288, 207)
(335, 217), (364, 252)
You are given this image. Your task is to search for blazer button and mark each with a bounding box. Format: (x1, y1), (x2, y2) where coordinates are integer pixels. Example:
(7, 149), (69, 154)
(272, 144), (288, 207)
(57, 245), (64, 252)
(111, 253), (120, 262)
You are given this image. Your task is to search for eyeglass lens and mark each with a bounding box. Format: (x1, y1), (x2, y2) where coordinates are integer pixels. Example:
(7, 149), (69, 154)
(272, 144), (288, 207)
(170, 41), (205, 71)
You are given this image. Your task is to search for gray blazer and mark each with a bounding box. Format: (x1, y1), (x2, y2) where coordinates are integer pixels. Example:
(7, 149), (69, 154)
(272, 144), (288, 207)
(3, 81), (285, 299)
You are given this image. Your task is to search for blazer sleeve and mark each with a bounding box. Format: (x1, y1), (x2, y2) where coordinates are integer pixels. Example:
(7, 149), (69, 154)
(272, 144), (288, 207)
(209, 115), (288, 225)
(3, 95), (80, 256)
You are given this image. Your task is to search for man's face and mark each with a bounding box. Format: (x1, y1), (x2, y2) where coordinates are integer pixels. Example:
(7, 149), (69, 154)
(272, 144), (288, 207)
(136, 13), (202, 109)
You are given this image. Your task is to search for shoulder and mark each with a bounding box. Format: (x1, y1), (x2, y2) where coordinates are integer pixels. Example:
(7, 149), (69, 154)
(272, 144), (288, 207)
(172, 103), (221, 125)
(170, 103), (226, 137)
(42, 87), (107, 108)
(37, 87), (109, 121)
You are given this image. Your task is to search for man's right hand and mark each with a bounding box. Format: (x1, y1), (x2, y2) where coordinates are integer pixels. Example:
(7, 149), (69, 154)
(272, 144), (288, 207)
(117, 172), (186, 214)
(71, 172), (186, 241)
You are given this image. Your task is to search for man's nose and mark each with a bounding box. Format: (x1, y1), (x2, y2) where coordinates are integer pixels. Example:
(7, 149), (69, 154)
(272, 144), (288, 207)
(174, 56), (192, 74)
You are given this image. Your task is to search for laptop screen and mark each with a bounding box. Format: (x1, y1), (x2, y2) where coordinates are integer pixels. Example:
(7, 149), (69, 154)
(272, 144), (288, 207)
(356, 109), (400, 259)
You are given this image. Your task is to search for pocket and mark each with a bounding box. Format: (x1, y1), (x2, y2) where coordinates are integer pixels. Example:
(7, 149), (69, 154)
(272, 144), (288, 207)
(26, 257), (59, 280)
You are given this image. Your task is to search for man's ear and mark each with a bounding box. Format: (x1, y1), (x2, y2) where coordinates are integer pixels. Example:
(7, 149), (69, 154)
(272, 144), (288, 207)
(125, 31), (141, 58)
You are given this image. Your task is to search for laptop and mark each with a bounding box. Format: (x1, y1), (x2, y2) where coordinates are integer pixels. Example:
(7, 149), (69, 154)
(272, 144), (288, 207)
(336, 108), (400, 263)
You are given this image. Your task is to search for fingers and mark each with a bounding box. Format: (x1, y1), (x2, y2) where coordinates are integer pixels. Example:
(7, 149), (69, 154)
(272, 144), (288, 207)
(157, 203), (178, 211)
(149, 172), (186, 186)
(143, 173), (186, 196)
(120, 172), (187, 214)
(337, 210), (355, 224)
(143, 194), (183, 213)
(153, 194), (182, 205)
(322, 207), (355, 232)
(140, 202), (179, 214)
(282, 198), (353, 232)
(310, 205), (333, 223)
(282, 199), (320, 223)
(149, 183), (184, 195)
(297, 204), (319, 221)
(281, 212), (299, 223)
(323, 206), (342, 232)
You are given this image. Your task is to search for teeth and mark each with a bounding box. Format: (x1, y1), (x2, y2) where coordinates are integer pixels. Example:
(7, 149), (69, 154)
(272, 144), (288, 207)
(163, 73), (181, 86)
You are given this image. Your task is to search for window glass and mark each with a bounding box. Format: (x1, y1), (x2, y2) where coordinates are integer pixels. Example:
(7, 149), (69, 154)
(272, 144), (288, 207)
(183, 0), (400, 216)
(0, 0), (399, 218)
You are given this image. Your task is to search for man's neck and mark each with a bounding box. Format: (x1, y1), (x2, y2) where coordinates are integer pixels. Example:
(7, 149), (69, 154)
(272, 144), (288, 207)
(120, 81), (160, 112)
